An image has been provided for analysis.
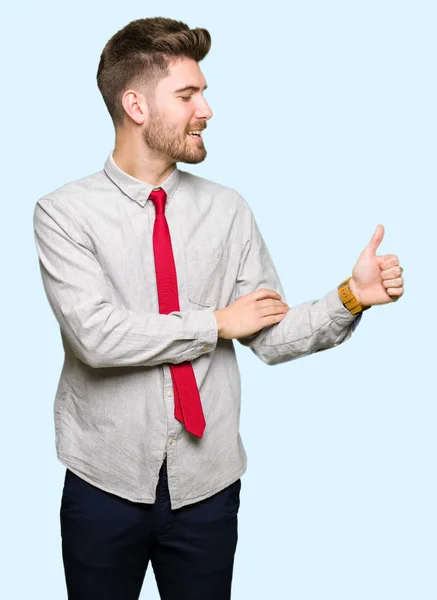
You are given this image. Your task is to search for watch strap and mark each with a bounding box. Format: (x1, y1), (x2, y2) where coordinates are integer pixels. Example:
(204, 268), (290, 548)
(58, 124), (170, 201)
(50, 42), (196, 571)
(338, 277), (371, 314)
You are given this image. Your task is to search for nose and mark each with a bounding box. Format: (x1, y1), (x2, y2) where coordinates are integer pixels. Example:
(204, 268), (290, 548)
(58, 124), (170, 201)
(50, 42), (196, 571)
(196, 97), (213, 122)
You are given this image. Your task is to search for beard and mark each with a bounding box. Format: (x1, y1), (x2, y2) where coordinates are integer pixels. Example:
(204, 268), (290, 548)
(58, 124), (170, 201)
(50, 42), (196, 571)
(142, 105), (207, 165)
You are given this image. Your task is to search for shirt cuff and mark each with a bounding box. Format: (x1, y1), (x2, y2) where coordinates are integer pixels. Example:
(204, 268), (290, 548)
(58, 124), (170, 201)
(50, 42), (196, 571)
(325, 287), (362, 326)
(196, 308), (219, 355)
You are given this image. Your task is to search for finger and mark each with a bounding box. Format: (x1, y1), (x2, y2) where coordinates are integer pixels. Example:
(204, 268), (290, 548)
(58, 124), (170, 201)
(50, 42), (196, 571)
(257, 299), (289, 309)
(381, 265), (403, 280)
(259, 304), (289, 318)
(273, 300), (290, 308)
(366, 224), (385, 255)
(382, 277), (404, 289)
(378, 254), (399, 269)
(387, 287), (404, 297)
(260, 312), (288, 325)
(253, 288), (282, 301)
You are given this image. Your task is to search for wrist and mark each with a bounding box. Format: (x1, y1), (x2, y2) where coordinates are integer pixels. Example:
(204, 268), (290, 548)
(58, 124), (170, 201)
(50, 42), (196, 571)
(213, 310), (224, 337)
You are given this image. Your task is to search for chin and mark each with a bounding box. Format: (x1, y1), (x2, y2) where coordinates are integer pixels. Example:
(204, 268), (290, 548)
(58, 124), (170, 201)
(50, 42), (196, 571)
(172, 149), (207, 164)
(182, 154), (207, 165)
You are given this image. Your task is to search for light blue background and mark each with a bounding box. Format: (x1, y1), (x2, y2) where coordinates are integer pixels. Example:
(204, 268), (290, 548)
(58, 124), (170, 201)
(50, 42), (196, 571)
(2, 1), (435, 598)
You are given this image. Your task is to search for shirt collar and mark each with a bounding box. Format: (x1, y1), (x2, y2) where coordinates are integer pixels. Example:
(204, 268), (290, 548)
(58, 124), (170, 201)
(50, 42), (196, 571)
(103, 151), (182, 208)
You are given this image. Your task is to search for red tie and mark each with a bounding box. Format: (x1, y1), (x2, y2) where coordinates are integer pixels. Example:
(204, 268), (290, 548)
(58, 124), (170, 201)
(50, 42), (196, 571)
(149, 188), (206, 438)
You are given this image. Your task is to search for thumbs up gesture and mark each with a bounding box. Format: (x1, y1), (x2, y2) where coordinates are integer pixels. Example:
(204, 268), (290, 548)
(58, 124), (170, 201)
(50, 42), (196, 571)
(348, 225), (404, 308)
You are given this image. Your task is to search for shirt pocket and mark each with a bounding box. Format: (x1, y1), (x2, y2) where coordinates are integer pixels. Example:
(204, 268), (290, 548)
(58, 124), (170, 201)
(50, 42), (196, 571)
(184, 245), (228, 306)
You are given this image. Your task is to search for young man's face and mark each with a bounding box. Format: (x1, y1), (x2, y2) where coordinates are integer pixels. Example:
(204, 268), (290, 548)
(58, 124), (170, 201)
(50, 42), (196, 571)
(142, 57), (213, 164)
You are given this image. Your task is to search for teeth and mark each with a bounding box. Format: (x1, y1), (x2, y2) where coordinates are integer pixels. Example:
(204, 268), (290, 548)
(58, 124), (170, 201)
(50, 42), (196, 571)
(188, 131), (201, 135)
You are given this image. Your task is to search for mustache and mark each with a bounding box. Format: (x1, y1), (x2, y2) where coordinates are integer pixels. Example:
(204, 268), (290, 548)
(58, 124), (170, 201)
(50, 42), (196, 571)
(187, 124), (207, 132)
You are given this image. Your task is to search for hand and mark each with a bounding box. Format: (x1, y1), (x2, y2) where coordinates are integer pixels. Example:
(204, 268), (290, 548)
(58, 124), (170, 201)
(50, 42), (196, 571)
(214, 289), (290, 340)
(348, 224), (404, 308)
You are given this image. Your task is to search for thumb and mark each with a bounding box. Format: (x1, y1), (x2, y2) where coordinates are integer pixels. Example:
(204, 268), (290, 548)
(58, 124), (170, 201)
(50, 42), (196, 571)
(363, 224), (385, 256)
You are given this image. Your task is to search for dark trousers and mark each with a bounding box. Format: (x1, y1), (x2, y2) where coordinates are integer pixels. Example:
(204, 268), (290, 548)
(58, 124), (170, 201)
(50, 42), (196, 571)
(60, 458), (241, 599)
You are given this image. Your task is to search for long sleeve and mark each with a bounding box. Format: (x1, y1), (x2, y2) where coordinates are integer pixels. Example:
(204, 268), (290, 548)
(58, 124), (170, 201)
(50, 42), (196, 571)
(234, 192), (362, 365)
(33, 198), (218, 369)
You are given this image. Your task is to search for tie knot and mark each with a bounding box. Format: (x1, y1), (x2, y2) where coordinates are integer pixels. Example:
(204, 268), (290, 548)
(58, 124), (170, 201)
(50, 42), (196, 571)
(149, 188), (167, 214)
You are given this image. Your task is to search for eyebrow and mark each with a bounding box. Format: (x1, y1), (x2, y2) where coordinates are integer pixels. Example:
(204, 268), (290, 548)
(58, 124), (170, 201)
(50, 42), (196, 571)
(173, 84), (208, 94)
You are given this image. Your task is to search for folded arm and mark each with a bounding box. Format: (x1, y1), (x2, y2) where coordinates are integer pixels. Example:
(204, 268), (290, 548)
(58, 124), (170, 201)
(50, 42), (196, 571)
(33, 198), (218, 369)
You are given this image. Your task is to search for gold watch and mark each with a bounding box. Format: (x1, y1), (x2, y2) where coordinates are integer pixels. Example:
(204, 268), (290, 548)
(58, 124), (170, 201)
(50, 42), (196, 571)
(338, 277), (371, 314)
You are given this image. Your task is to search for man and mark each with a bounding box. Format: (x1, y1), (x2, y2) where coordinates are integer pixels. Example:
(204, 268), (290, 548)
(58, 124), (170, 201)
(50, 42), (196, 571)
(33, 16), (404, 600)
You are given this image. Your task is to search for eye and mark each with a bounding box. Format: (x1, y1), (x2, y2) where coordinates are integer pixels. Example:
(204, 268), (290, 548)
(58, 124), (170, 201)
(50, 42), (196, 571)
(180, 96), (192, 102)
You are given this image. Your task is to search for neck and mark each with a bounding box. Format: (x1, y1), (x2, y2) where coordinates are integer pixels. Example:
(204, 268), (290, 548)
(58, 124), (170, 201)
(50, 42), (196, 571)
(113, 129), (176, 187)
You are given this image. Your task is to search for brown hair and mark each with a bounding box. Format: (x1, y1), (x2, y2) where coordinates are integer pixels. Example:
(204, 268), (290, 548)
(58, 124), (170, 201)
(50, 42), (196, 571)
(96, 17), (211, 128)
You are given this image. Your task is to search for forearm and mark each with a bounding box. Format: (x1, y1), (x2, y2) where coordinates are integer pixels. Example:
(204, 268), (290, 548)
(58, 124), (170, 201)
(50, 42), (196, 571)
(53, 295), (218, 369)
(238, 287), (361, 365)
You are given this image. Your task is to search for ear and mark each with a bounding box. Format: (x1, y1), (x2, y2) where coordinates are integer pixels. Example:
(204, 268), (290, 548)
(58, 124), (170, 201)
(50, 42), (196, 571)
(121, 89), (148, 126)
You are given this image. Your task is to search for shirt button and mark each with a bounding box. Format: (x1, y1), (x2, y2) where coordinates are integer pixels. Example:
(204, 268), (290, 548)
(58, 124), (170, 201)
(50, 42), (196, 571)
(201, 346), (208, 352)
(167, 390), (173, 397)
(168, 438), (175, 445)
